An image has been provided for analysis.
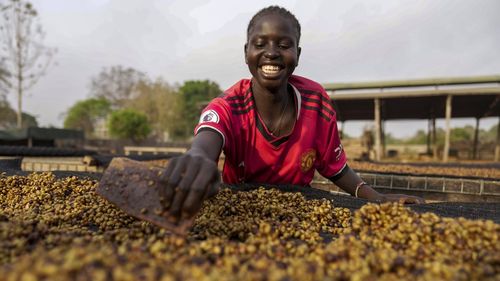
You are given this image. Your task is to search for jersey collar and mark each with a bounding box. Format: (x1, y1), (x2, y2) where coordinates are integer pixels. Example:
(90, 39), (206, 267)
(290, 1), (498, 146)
(289, 83), (301, 120)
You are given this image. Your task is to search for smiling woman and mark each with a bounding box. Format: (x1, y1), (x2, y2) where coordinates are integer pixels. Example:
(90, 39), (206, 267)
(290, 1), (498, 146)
(156, 5), (425, 223)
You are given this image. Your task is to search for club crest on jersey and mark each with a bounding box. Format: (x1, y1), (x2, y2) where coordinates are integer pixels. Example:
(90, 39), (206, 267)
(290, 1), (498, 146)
(300, 149), (316, 173)
(199, 110), (219, 124)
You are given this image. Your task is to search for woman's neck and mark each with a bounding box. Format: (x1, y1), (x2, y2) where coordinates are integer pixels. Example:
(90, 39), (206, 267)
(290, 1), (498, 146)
(251, 79), (296, 137)
(251, 80), (289, 120)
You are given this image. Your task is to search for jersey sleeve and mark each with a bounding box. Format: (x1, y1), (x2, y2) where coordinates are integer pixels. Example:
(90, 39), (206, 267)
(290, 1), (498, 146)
(194, 98), (231, 150)
(316, 111), (348, 179)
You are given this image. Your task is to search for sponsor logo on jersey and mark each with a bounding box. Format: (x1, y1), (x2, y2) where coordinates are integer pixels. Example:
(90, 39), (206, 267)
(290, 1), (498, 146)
(334, 144), (343, 161)
(199, 110), (220, 124)
(300, 149), (316, 172)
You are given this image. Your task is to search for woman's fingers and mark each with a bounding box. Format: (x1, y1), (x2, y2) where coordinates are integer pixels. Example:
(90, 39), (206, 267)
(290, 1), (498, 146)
(205, 178), (221, 199)
(395, 195), (425, 204)
(159, 155), (219, 223)
(384, 194), (425, 204)
(168, 158), (202, 220)
(159, 156), (189, 210)
(181, 162), (220, 219)
(412, 196), (426, 204)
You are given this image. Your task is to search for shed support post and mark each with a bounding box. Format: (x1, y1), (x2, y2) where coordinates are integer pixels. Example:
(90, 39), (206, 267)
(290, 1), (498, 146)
(427, 119), (431, 154)
(472, 117), (480, 160)
(495, 117), (500, 162)
(443, 95), (453, 163)
(374, 98), (382, 161)
(382, 120), (386, 158)
(431, 118), (437, 160)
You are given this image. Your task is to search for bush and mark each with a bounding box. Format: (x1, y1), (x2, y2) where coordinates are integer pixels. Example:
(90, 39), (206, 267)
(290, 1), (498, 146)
(108, 109), (151, 142)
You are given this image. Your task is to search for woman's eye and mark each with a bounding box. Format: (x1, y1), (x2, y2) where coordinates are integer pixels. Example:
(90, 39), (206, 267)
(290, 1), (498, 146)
(254, 42), (264, 48)
(279, 44), (290, 49)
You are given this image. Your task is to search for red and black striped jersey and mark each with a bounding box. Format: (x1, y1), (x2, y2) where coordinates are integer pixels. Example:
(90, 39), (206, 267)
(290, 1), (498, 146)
(194, 75), (347, 186)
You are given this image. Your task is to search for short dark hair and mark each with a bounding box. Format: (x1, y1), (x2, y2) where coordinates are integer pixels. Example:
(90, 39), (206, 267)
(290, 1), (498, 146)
(247, 6), (301, 45)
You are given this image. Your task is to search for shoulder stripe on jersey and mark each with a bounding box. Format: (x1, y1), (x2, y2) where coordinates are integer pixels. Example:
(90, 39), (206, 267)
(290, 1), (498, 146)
(225, 87), (252, 101)
(301, 95), (334, 116)
(232, 104), (255, 115)
(302, 105), (331, 122)
(229, 95), (253, 109)
(298, 88), (335, 110)
(226, 96), (242, 101)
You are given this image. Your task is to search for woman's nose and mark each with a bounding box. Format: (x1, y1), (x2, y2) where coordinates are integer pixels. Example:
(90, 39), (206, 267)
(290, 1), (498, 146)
(264, 45), (279, 58)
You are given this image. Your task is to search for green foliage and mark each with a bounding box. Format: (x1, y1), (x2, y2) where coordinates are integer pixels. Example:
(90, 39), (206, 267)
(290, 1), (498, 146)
(0, 64), (10, 96)
(384, 133), (403, 145)
(481, 123), (498, 143)
(171, 80), (221, 139)
(404, 130), (428, 145)
(63, 98), (111, 138)
(108, 109), (151, 142)
(84, 67), (222, 141)
(450, 125), (474, 142)
(21, 112), (38, 128)
(125, 79), (180, 140)
(402, 123), (498, 146)
(0, 99), (37, 129)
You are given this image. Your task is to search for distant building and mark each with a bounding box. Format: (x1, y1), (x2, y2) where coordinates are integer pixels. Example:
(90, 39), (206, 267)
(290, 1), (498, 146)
(93, 117), (110, 139)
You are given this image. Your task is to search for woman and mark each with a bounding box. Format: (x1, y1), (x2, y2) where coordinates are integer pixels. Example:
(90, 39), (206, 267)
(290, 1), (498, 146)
(160, 6), (424, 222)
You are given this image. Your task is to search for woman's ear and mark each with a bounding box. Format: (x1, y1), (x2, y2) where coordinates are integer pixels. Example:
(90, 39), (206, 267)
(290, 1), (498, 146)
(244, 43), (248, 64)
(296, 46), (301, 66)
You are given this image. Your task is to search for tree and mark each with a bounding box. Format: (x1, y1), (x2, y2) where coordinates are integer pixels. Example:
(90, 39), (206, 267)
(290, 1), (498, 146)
(173, 80), (221, 139)
(404, 129), (428, 145)
(0, 62), (10, 97)
(0, 0), (56, 128)
(480, 123), (498, 143)
(63, 98), (111, 138)
(108, 109), (151, 142)
(0, 98), (37, 129)
(90, 65), (146, 108)
(126, 78), (180, 141)
(450, 125), (474, 143)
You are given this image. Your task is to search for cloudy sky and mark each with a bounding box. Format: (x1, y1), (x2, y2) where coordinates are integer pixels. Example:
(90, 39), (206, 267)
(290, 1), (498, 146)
(4, 0), (500, 137)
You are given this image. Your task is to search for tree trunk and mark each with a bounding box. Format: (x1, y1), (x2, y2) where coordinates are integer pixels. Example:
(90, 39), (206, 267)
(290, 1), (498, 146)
(16, 7), (23, 129)
(17, 76), (23, 128)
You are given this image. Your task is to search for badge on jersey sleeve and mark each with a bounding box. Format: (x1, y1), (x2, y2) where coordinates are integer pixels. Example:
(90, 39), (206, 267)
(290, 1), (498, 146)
(300, 149), (317, 173)
(199, 110), (220, 124)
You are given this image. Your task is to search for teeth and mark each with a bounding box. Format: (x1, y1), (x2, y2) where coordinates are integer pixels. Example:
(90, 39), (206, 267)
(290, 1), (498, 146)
(261, 65), (280, 74)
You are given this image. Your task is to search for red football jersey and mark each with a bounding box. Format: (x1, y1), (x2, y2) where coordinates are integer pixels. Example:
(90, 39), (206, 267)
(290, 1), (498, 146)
(194, 75), (347, 186)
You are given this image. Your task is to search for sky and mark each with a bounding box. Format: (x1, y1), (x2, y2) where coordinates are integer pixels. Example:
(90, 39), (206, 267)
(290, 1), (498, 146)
(3, 0), (500, 137)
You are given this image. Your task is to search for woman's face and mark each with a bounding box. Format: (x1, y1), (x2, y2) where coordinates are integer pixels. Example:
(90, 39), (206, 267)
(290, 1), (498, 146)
(245, 14), (301, 92)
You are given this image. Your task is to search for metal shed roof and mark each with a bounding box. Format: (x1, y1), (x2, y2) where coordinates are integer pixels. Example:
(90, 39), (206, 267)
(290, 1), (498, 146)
(324, 75), (500, 121)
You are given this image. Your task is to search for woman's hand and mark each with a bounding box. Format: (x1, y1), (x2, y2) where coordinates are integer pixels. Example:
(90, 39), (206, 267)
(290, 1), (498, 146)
(379, 193), (425, 204)
(160, 153), (221, 222)
(158, 129), (223, 222)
